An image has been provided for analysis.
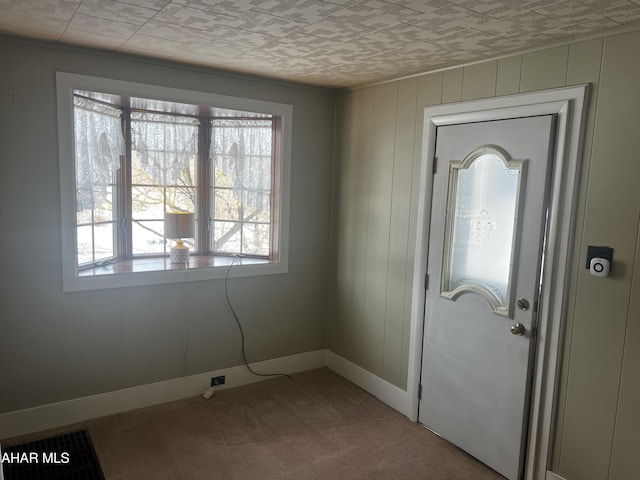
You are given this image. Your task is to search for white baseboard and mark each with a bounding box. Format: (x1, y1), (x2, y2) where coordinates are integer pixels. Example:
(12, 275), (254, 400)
(546, 471), (569, 480)
(0, 349), (327, 440)
(325, 351), (410, 416)
(0, 349), (412, 441)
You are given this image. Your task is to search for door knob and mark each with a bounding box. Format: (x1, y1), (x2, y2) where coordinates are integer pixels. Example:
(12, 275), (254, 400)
(510, 323), (525, 336)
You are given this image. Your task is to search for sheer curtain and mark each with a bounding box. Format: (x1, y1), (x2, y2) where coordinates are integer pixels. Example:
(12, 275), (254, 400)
(210, 119), (272, 212)
(73, 97), (125, 211)
(130, 112), (199, 186)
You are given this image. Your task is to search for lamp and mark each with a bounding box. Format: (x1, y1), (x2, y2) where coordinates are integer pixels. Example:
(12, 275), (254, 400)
(164, 212), (194, 263)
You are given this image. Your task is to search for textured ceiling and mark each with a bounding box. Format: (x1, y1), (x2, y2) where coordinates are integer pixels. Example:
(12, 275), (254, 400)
(2, 0), (640, 88)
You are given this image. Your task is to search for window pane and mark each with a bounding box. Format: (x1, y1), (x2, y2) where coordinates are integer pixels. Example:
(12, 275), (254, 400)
(446, 153), (521, 307)
(213, 165), (234, 188)
(77, 225), (94, 264)
(76, 188), (93, 219)
(210, 118), (273, 256)
(132, 186), (165, 220)
(212, 188), (240, 221)
(73, 96), (123, 267)
(132, 150), (197, 186)
(132, 220), (166, 255)
(131, 151), (151, 185)
(243, 190), (270, 223)
(131, 113), (198, 187)
(131, 112), (199, 257)
(94, 186), (114, 222)
(165, 187), (196, 214)
(94, 223), (115, 261)
(243, 223), (270, 256)
(213, 221), (241, 253)
(73, 97), (123, 213)
(77, 208), (92, 225)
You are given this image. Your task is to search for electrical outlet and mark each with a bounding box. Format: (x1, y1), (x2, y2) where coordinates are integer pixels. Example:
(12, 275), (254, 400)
(211, 375), (225, 386)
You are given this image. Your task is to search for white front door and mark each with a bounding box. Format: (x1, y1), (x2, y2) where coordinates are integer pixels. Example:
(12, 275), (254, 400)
(418, 116), (556, 480)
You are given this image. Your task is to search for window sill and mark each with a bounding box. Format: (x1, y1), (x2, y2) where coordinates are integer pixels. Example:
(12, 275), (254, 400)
(65, 255), (284, 292)
(79, 255), (269, 276)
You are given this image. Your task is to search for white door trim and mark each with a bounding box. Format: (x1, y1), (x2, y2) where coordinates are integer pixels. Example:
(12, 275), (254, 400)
(407, 85), (588, 480)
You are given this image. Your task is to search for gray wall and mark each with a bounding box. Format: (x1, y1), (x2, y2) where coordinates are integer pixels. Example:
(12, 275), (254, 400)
(0, 37), (334, 414)
(329, 32), (640, 480)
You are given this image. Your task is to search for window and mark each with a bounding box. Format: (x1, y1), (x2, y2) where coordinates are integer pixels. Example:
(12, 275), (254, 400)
(73, 97), (123, 266)
(129, 111), (199, 258)
(440, 146), (526, 317)
(58, 73), (291, 291)
(210, 118), (274, 257)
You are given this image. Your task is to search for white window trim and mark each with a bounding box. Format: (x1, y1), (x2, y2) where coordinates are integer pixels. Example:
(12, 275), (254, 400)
(57, 72), (292, 292)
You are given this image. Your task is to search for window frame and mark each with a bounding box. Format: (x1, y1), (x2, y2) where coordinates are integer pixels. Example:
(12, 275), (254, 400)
(57, 72), (292, 292)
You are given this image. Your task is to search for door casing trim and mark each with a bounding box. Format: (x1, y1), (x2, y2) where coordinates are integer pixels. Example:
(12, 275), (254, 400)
(407, 85), (588, 480)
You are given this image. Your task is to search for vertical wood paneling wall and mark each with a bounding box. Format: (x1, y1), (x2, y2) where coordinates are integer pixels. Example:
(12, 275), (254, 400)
(329, 31), (640, 480)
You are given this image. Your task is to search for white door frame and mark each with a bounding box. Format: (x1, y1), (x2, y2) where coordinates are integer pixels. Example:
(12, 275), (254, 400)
(406, 85), (588, 480)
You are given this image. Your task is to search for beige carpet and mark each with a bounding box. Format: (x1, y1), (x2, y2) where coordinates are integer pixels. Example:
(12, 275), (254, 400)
(11, 369), (506, 479)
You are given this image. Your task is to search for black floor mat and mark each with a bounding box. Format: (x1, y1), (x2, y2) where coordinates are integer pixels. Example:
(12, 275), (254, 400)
(1, 429), (104, 479)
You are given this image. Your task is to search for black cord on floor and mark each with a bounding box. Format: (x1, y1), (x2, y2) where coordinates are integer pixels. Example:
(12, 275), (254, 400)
(224, 256), (293, 380)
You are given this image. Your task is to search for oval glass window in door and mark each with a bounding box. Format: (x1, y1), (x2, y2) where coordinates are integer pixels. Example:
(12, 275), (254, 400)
(440, 145), (527, 317)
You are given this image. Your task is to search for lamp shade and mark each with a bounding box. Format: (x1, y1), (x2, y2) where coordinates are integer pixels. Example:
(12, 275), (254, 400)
(164, 212), (194, 239)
